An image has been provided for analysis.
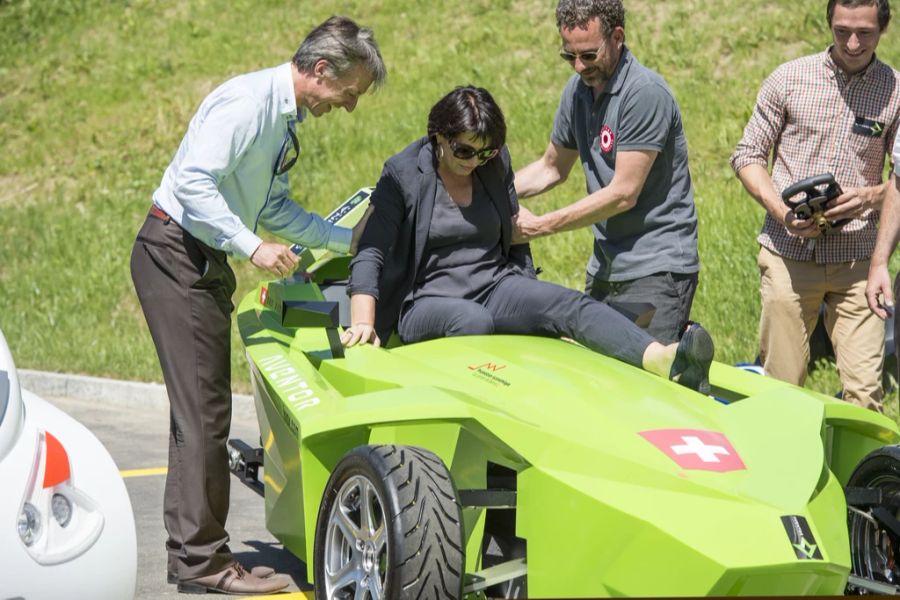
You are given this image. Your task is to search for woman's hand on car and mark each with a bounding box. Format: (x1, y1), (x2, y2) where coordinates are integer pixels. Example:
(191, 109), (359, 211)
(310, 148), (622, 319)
(341, 323), (381, 347)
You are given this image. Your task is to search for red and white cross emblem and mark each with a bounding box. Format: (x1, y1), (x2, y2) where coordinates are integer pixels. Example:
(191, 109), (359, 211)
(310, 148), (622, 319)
(639, 429), (746, 472)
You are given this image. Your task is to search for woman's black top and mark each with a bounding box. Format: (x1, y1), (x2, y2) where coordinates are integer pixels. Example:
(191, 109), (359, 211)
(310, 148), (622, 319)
(414, 177), (505, 303)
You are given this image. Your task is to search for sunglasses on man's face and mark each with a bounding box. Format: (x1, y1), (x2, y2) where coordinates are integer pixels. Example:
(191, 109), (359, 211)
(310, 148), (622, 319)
(448, 138), (499, 163)
(559, 48), (602, 63)
(274, 127), (299, 175)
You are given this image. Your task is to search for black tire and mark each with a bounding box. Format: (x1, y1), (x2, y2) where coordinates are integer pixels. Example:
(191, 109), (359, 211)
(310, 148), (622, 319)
(846, 445), (900, 591)
(313, 445), (464, 600)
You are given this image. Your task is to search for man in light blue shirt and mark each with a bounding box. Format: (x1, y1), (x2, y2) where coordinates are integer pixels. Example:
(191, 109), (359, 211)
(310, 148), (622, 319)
(130, 16), (385, 595)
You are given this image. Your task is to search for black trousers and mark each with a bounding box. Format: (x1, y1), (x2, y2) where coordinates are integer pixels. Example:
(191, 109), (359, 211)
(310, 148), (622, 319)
(130, 212), (237, 579)
(585, 271), (698, 345)
(399, 275), (654, 368)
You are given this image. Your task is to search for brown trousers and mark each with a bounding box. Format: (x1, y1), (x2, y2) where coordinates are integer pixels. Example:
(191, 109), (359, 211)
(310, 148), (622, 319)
(758, 247), (884, 412)
(130, 212), (237, 579)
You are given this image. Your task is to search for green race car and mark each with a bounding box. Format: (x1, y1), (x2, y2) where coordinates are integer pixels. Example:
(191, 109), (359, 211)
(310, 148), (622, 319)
(233, 188), (900, 598)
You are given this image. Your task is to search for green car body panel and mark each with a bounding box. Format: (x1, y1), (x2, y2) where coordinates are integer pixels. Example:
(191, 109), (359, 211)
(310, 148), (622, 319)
(237, 189), (900, 596)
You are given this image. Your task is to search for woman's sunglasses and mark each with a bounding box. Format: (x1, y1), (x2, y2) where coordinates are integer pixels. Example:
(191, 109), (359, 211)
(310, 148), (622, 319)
(448, 138), (499, 163)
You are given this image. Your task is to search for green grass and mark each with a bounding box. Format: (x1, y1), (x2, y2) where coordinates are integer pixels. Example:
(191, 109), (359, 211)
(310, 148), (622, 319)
(1, 0), (899, 411)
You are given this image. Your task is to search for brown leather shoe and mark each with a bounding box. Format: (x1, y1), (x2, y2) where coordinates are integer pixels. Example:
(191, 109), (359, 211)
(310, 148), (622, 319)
(168, 565), (277, 585)
(176, 563), (290, 595)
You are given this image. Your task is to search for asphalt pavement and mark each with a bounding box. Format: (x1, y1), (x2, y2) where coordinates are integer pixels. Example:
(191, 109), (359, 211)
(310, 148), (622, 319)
(46, 393), (313, 599)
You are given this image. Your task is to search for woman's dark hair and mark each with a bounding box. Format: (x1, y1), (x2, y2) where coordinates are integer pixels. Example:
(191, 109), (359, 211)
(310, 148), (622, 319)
(427, 86), (506, 151)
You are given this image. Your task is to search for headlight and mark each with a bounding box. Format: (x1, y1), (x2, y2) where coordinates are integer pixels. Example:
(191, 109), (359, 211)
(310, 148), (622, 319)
(51, 493), (73, 527)
(17, 502), (41, 546)
(17, 430), (104, 564)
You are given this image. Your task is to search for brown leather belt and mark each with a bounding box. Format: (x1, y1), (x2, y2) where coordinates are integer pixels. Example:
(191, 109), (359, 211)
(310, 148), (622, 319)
(149, 205), (172, 223)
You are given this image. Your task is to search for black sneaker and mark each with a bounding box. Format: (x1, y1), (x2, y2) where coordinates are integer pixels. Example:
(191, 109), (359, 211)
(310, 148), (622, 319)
(669, 322), (714, 394)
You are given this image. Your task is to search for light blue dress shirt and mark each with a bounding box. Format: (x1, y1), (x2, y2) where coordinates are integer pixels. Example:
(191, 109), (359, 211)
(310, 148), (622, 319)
(152, 62), (352, 259)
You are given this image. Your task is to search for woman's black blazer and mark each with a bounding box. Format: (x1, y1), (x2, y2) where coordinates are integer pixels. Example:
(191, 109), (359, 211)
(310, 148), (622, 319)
(348, 137), (535, 342)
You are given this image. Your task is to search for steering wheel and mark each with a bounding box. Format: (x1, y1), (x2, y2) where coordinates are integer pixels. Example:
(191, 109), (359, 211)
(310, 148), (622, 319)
(781, 173), (849, 232)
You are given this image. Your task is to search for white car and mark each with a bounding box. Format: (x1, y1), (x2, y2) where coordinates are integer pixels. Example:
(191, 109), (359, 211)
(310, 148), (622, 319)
(0, 328), (136, 600)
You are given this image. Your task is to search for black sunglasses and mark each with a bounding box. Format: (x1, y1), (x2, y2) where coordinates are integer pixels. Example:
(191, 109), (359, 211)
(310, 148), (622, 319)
(447, 138), (499, 163)
(274, 127), (299, 175)
(559, 48), (602, 63)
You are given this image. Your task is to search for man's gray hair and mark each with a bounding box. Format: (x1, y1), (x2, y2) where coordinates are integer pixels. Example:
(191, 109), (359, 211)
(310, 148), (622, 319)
(292, 16), (386, 89)
(556, 0), (625, 35)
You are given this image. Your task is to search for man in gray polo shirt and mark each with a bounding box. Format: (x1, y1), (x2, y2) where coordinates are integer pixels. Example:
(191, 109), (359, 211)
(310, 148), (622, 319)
(515, 0), (699, 344)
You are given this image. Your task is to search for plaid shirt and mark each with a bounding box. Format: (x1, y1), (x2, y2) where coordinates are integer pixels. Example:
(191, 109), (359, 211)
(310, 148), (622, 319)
(731, 48), (900, 263)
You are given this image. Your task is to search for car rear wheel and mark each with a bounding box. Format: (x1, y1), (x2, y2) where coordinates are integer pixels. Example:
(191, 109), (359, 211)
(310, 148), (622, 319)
(314, 445), (464, 600)
(847, 446), (900, 592)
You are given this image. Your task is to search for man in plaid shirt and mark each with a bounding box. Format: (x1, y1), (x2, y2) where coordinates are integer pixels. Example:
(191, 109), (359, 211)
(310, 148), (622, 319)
(731, 0), (900, 412)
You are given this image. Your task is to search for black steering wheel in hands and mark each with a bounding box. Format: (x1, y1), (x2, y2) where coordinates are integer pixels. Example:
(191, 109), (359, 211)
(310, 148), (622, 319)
(781, 173), (849, 233)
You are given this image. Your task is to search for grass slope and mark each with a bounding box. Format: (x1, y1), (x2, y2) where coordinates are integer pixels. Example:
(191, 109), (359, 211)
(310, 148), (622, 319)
(1, 0), (898, 406)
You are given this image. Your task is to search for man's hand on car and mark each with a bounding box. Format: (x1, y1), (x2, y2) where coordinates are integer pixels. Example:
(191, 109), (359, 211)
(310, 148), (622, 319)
(251, 242), (300, 277)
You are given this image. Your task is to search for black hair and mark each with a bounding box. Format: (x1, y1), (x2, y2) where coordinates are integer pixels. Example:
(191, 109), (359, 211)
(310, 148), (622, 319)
(827, 0), (891, 31)
(426, 86), (506, 152)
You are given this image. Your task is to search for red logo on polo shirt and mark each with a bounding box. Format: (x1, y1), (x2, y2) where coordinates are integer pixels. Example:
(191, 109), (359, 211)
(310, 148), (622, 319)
(599, 125), (614, 153)
(639, 429), (746, 472)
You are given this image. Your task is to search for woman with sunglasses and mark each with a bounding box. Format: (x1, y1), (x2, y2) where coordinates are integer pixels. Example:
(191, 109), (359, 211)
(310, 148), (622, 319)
(344, 86), (713, 392)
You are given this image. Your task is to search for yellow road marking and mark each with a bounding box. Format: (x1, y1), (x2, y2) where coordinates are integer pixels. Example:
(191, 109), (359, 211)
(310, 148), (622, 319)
(245, 592), (311, 599)
(119, 467), (168, 478)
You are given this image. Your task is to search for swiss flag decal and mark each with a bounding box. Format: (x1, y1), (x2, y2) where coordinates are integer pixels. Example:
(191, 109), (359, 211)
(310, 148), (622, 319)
(640, 429), (746, 472)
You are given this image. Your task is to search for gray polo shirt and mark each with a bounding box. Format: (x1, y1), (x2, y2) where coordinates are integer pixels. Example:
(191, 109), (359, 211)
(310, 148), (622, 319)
(551, 47), (699, 281)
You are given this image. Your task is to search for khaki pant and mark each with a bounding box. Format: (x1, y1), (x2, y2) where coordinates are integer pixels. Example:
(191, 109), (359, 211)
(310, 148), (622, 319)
(758, 247), (884, 412)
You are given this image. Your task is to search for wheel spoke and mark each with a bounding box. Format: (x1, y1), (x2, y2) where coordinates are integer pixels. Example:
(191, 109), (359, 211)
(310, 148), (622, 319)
(335, 504), (363, 546)
(372, 524), (386, 554)
(327, 561), (361, 591)
(361, 480), (378, 537)
(354, 579), (369, 600)
(369, 570), (385, 600)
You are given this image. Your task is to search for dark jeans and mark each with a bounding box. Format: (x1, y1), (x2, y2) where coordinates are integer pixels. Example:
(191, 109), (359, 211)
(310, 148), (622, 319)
(585, 271), (698, 345)
(130, 212), (237, 579)
(398, 275), (655, 368)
